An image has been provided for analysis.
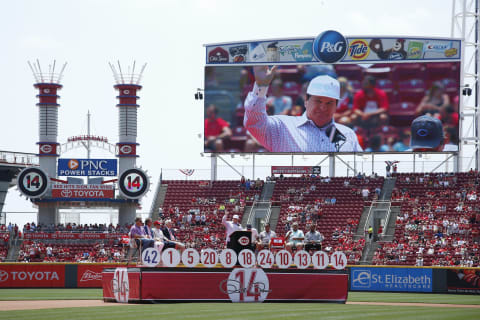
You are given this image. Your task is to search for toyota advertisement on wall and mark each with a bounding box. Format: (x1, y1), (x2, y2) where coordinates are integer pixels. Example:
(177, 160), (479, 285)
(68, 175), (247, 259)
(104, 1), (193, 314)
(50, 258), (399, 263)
(204, 31), (461, 154)
(51, 184), (115, 199)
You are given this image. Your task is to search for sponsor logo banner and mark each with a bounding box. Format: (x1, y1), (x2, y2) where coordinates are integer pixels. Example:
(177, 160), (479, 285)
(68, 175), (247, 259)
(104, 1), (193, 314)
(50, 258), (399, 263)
(271, 166), (315, 175)
(208, 47), (229, 63)
(206, 35), (460, 64)
(347, 39), (370, 60)
(447, 268), (480, 294)
(23, 232), (126, 240)
(58, 159), (117, 176)
(407, 41), (424, 59)
(0, 264), (65, 288)
(51, 184), (114, 199)
(77, 264), (119, 288)
(350, 267), (432, 292)
(313, 30), (348, 63)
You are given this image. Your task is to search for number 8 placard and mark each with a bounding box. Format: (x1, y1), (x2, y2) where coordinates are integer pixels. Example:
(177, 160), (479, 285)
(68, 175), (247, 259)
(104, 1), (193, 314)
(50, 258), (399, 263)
(219, 249), (237, 268)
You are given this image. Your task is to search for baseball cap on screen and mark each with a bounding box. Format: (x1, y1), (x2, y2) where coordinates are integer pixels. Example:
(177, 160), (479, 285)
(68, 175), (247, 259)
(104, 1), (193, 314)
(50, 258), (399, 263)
(410, 115), (444, 149)
(306, 75), (340, 100)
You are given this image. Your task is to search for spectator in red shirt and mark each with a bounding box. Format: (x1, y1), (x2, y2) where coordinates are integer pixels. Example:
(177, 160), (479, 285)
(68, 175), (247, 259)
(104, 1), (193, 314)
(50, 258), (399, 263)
(353, 76), (389, 129)
(204, 104), (232, 152)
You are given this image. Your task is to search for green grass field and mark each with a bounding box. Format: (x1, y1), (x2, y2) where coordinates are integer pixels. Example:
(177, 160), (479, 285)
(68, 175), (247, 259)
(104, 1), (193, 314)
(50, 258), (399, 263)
(0, 289), (478, 320)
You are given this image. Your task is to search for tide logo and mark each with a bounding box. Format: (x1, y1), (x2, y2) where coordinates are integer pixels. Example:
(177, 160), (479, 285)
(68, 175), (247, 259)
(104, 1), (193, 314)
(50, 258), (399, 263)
(68, 159), (79, 170)
(348, 39), (370, 60)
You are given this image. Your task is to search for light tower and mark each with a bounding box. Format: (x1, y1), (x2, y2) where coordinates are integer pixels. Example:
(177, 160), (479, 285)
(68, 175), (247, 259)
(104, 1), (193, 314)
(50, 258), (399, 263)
(28, 60), (67, 224)
(110, 61), (147, 224)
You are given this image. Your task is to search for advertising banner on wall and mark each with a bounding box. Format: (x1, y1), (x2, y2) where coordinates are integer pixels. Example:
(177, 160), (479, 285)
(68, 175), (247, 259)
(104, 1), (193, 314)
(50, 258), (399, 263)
(58, 159), (117, 176)
(350, 267), (433, 292)
(51, 184), (115, 199)
(206, 34), (461, 65)
(0, 264), (65, 288)
(271, 166), (321, 175)
(447, 269), (480, 294)
(23, 232), (126, 240)
(77, 264), (119, 288)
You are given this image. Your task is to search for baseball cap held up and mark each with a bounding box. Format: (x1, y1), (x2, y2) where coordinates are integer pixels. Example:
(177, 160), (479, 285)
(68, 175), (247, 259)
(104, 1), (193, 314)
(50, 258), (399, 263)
(410, 115), (444, 149)
(307, 75), (340, 100)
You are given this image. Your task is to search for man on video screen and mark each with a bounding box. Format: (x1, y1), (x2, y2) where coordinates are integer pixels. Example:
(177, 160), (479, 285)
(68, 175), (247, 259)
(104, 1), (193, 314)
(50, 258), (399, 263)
(243, 66), (362, 152)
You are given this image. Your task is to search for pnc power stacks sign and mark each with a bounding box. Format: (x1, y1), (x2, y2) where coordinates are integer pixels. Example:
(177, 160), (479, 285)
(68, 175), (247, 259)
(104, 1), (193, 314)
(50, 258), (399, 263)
(58, 159), (117, 177)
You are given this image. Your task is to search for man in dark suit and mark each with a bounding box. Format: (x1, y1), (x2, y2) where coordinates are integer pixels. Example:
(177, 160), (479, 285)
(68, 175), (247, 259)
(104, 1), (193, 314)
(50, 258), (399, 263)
(143, 218), (155, 240)
(162, 219), (185, 253)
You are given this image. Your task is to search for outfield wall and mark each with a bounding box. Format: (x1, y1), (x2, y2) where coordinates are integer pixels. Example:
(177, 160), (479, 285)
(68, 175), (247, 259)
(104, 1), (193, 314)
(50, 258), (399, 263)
(349, 266), (480, 294)
(0, 263), (478, 294)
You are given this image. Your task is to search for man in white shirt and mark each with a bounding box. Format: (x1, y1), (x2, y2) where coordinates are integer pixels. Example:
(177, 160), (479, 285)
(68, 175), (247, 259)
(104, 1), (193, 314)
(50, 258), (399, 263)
(257, 223), (276, 251)
(246, 224), (259, 251)
(152, 220), (165, 253)
(244, 66), (362, 152)
(285, 222), (304, 253)
(304, 224), (324, 252)
(222, 213), (243, 249)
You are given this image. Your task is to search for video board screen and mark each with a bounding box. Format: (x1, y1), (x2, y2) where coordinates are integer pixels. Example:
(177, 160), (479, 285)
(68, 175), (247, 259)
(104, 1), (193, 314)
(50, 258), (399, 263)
(204, 61), (460, 153)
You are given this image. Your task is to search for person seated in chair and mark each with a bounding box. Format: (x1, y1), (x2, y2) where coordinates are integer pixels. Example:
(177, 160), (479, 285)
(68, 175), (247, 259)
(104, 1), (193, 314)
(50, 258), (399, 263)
(152, 220), (165, 253)
(162, 219), (185, 253)
(129, 217), (154, 253)
(257, 223), (276, 251)
(303, 223), (324, 252)
(285, 222), (304, 253)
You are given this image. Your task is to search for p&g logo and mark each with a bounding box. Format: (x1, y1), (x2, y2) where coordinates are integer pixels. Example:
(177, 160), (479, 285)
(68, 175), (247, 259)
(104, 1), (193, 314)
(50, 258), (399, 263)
(352, 269), (371, 288)
(313, 30), (347, 63)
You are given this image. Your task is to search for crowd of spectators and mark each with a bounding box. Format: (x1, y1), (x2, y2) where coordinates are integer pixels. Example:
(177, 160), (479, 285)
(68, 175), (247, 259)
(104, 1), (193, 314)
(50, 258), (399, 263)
(374, 171), (480, 267)
(0, 225), (9, 262)
(22, 222), (132, 234)
(17, 240), (126, 263)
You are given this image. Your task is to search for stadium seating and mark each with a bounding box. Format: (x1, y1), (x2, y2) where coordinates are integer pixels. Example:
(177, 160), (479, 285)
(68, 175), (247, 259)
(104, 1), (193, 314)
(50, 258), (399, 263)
(373, 172), (480, 267)
(18, 239), (125, 263)
(271, 176), (384, 264)
(160, 179), (263, 250)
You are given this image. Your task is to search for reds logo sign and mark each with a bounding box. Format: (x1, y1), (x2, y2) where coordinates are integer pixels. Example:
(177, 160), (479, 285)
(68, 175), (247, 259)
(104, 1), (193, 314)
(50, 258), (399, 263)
(39, 144), (53, 154)
(68, 159), (79, 170)
(238, 236), (250, 246)
(120, 145), (132, 154)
